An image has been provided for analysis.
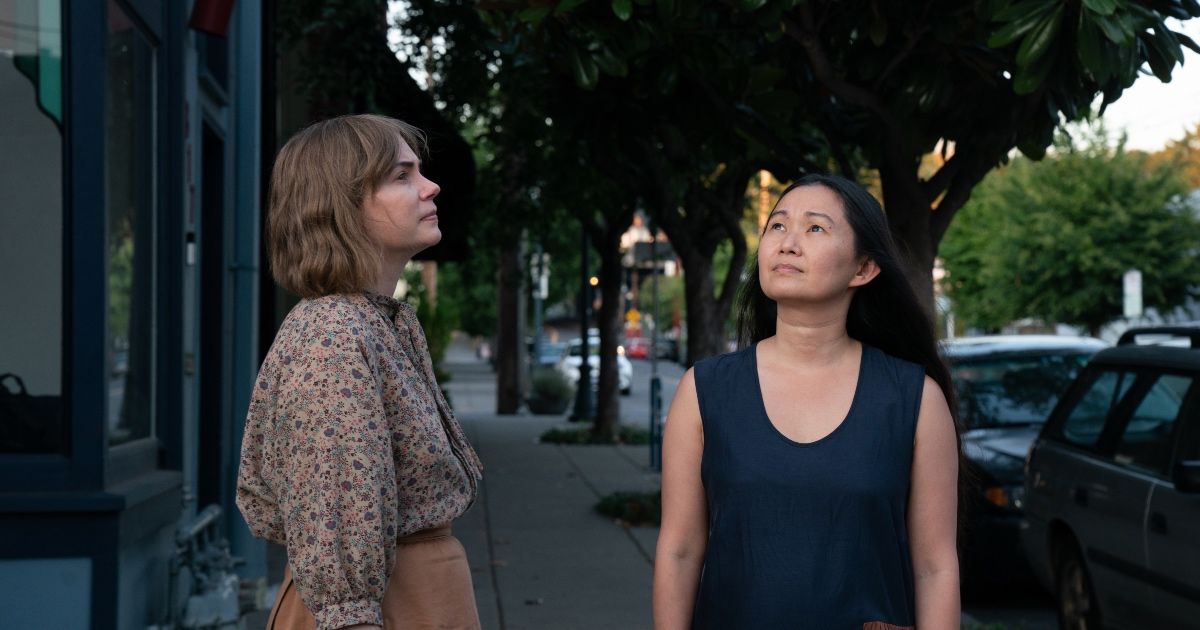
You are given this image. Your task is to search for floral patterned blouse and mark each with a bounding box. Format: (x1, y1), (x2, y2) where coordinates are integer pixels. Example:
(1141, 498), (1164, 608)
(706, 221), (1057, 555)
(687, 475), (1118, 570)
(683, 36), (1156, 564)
(236, 292), (483, 630)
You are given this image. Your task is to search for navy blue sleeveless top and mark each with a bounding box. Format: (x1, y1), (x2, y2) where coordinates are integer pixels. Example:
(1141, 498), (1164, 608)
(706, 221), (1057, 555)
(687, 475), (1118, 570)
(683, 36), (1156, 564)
(691, 342), (924, 630)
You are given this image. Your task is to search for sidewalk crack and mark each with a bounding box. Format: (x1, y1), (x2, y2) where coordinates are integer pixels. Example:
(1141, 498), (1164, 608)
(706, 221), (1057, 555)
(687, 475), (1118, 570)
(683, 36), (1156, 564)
(555, 444), (656, 568)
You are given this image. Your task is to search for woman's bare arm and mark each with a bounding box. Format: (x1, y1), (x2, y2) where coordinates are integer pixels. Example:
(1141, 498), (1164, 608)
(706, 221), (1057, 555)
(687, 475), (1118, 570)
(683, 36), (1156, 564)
(653, 369), (708, 630)
(909, 376), (961, 629)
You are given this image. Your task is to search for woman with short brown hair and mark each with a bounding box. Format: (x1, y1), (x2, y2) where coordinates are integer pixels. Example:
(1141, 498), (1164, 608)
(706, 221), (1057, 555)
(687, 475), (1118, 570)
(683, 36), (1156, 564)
(237, 114), (484, 630)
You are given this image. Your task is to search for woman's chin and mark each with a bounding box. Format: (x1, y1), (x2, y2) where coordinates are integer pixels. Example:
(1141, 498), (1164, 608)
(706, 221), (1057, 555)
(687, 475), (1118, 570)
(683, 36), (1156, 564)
(421, 225), (443, 247)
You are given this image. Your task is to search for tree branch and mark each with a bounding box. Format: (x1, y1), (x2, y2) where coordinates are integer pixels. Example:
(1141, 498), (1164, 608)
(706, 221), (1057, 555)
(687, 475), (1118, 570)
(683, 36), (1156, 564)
(716, 180), (750, 308)
(815, 114), (857, 180)
(782, 6), (899, 130)
(920, 152), (961, 204)
(929, 153), (994, 246)
(684, 70), (826, 173)
(870, 2), (933, 93)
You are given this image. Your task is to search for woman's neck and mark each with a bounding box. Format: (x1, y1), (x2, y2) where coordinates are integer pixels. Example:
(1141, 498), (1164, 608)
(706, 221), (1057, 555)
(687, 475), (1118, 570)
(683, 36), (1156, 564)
(766, 301), (856, 367)
(371, 253), (410, 297)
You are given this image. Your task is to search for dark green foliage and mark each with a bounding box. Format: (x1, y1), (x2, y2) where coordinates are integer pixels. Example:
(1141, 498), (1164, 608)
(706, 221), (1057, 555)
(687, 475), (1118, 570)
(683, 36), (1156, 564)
(408, 269), (457, 381)
(527, 369), (574, 415)
(595, 490), (662, 526)
(539, 424), (651, 445)
(438, 262), (497, 339)
(284, 0), (1200, 359)
(941, 124), (1200, 335)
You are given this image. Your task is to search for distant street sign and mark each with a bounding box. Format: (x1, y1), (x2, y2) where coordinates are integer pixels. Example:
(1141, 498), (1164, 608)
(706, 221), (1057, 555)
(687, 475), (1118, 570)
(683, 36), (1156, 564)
(1123, 269), (1143, 319)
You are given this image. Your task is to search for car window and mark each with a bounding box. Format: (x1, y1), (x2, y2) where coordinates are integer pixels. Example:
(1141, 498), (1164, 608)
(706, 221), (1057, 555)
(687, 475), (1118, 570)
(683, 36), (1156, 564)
(567, 341), (605, 358)
(1113, 374), (1194, 475)
(1059, 369), (1136, 447)
(950, 353), (1092, 428)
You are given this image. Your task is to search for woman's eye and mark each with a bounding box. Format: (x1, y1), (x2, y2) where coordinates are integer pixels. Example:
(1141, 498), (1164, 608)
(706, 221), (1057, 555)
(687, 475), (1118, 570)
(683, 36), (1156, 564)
(808, 224), (824, 233)
(770, 222), (785, 231)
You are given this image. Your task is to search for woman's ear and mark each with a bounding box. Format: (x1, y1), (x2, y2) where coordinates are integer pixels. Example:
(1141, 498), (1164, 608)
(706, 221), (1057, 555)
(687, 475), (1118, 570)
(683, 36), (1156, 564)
(849, 257), (881, 288)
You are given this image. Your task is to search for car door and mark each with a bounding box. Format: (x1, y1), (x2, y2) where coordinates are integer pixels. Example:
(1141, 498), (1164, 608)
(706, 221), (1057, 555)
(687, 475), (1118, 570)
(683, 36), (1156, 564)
(1049, 367), (1155, 628)
(1142, 373), (1200, 626)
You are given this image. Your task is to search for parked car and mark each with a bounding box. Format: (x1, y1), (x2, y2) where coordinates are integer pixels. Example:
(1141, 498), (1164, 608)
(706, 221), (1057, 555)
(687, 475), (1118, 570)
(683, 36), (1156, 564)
(556, 336), (633, 395)
(613, 335), (679, 362)
(941, 335), (1107, 586)
(1022, 326), (1200, 629)
(531, 340), (567, 368)
(653, 336), (681, 362)
(625, 337), (650, 360)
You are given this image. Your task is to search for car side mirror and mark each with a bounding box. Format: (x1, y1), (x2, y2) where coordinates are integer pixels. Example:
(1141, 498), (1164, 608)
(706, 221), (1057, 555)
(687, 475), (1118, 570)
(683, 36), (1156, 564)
(1174, 460), (1200, 493)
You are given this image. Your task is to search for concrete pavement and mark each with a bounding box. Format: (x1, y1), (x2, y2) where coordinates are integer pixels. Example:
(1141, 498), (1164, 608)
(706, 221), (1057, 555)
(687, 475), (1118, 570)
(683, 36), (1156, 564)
(445, 341), (661, 630)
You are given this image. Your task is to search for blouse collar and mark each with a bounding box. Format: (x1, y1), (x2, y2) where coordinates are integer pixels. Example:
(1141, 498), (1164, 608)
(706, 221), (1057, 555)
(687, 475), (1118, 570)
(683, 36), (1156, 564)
(362, 291), (414, 322)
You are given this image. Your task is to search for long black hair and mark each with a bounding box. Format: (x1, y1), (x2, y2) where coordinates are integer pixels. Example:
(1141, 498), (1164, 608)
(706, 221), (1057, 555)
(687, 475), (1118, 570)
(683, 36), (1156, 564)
(736, 173), (968, 529)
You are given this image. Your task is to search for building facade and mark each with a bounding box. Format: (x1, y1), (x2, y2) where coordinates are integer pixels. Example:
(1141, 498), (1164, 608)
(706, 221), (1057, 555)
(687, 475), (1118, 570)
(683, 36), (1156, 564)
(0, 1), (269, 627)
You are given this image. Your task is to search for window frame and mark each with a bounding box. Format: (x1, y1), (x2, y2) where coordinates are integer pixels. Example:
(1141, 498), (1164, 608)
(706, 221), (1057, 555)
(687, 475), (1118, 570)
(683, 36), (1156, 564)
(1045, 366), (1138, 454)
(1046, 363), (1199, 481)
(0, 0), (173, 495)
(1107, 371), (1198, 480)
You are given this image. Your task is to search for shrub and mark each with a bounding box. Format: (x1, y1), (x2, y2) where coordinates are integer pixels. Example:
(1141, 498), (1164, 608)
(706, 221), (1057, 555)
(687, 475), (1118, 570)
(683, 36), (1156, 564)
(527, 368), (573, 414)
(596, 490), (661, 526)
(539, 424), (650, 445)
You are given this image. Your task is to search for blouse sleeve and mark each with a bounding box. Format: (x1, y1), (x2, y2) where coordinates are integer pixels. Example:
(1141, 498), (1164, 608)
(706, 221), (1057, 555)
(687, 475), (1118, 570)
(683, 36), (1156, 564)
(276, 323), (398, 630)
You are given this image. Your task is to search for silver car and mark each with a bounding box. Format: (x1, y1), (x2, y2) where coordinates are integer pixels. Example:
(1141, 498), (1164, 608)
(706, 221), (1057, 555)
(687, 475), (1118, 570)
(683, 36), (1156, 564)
(1022, 326), (1200, 629)
(556, 336), (633, 396)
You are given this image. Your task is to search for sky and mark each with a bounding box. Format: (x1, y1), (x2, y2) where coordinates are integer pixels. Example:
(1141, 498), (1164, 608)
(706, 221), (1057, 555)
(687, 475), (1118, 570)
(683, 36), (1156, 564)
(1100, 18), (1200, 151)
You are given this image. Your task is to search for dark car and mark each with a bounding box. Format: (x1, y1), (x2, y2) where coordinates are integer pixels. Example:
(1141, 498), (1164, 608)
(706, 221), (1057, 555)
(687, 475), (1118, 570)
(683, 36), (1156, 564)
(940, 335), (1108, 587)
(1022, 326), (1200, 629)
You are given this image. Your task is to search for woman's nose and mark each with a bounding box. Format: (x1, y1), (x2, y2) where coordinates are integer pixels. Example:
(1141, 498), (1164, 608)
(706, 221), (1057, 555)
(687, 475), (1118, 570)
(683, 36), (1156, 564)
(778, 232), (800, 254)
(422, 177), (441, 200)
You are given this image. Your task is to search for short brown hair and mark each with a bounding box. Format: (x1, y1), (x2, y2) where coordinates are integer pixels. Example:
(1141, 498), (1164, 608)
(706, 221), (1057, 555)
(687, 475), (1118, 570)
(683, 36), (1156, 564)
(266, 114), (427, 298)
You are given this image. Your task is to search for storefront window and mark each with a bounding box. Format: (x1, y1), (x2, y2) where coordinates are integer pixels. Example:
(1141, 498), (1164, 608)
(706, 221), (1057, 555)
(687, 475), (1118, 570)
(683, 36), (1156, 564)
(0, 0), (65, 454)
(106, 0), (156, 445)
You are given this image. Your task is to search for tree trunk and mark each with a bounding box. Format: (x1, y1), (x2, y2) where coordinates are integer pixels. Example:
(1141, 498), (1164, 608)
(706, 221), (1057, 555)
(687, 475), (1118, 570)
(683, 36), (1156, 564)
(592, 230), (624, 441)
(681, 254), (726, 365)
(650, 164), (751, 366)
(879, 161), (937, 320)
(495, 243), (525, 414)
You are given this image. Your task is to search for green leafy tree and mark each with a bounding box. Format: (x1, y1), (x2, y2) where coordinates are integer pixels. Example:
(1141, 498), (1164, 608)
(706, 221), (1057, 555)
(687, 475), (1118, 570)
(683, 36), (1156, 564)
(941, 124), (1200, 335)
(1147, 122), (1200, 188)
(495, 0), (1200, 313)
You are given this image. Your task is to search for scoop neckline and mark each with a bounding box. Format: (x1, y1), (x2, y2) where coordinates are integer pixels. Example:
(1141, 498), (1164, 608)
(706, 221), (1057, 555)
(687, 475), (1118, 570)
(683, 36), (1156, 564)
(750, 340), (870, 448)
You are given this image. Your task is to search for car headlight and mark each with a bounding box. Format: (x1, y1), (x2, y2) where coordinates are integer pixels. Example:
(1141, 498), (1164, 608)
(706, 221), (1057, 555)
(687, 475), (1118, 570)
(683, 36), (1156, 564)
(983, 484), (1025, 511)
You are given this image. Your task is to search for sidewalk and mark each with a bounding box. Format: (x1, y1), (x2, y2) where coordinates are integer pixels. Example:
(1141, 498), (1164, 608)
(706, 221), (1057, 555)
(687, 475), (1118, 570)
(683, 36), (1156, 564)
(444, 338), (662, 630)
(244, 336), (1050, 629)
(441, 339), (1053, 630)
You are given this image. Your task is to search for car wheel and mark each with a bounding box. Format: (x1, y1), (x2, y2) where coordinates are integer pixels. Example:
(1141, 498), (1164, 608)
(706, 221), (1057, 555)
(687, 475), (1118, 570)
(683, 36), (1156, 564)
(620, 386), (631, 396)
(1055, 540), (1101, 630)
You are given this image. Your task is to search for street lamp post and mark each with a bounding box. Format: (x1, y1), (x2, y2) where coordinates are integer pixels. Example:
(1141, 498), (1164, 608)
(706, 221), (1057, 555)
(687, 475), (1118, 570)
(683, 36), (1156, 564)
(530, 243), (548, 384)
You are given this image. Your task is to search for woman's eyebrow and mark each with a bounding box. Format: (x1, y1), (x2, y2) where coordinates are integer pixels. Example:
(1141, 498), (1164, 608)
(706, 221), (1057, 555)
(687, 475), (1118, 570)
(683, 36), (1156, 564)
(804, 211), (835, 225)
(395, 160), (420, 170)
(767, 209), (836, 226)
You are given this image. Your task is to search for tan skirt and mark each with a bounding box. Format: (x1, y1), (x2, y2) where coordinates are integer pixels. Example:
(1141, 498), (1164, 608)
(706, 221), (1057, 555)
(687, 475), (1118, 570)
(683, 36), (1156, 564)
(266, 525), (481, 630)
